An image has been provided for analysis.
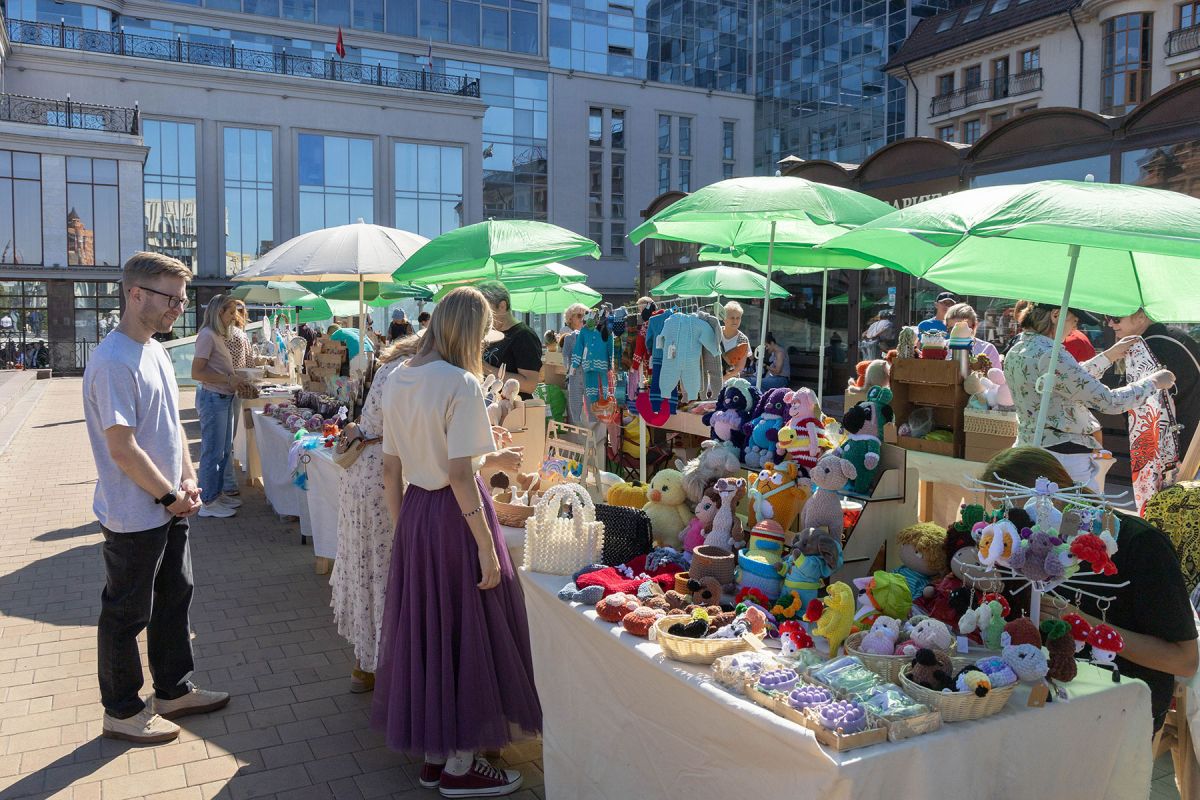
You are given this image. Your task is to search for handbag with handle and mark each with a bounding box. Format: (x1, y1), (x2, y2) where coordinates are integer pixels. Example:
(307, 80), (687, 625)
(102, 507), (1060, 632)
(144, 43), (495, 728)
(522, 483), (605, 575)
(333, 422), (381, 469)
(594, 503), (652, 566)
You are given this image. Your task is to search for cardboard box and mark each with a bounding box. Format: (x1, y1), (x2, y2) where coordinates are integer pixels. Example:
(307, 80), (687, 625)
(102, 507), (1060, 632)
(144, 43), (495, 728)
(964, 431), (1016, 464)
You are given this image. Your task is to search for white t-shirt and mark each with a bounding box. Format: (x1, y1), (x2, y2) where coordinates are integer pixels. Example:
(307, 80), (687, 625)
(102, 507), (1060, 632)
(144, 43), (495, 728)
(195, 328), (234, 395)
(381, 359), (497, 491)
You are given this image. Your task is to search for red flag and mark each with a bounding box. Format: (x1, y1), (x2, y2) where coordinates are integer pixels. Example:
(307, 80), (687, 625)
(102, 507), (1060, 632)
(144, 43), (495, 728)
(336, 27), (346, 59)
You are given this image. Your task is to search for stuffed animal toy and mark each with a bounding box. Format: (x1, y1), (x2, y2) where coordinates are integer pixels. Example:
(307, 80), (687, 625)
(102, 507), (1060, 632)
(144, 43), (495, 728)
(964, 371), (990, 411)
(737, 519), (788, 599)
(776, 527), (844, 613)
(643, 468), (692, 546)
(846, 359), (890, 403)
(1001, 616), (1042, 649)
(896, 326), (919, 359)
(947, 321), (973, 362)
(987, 367), (1014, 409)
(711, 604), (768, 639)
(489, 377), (522, 427)
(687, 576), (724, 607)
(666, 607), (711, 638)
(918, 330), (948, 360)
(836, 386), (893, 495)
(776, 424), (834, 474)
(681, 488), (722, 553)
(710, 477), (747, 549)
(859, 616), (902, 655)
(975, 655), (1018, 688)
(909, 647), (955, 691)
(954, 665), (992, 697)
(775, 388), (831, 473)
(743, 388), (791, 469)
(800, 455), (856, 540)
(894, 522), (949, 599)
(679, 439), (742, 504)
(808, 581), (855, 657)
(606, 480), (649, 509)
(852, 571), (912, 629)
(1040, 619), (1078, 683)
(1063, 613), (1092, 653)
(779, 620), (814, 657)
(1086, 624), (1125, 680)
(1007, 530), (1069, 583)
(895, 618), (954, 657)
(746, 461), (806, 531)
(923, 573), (970, 627)
(1001, 643), (1050, 683)
(702, 378), (759, 457)
(975, 517), (1020, 569)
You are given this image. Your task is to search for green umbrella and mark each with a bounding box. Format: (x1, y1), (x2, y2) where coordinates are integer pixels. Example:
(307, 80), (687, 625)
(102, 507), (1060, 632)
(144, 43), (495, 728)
(509, 283), (602, 314)
(392, 220), (600, 284)
(293, 293), (362, 324)
(630, 176), (893, 398)
(431, 263), (588, 301)
(650, 265), (789, 300)
(303, 280), (433, 306)
(818, 179), (1200, 445)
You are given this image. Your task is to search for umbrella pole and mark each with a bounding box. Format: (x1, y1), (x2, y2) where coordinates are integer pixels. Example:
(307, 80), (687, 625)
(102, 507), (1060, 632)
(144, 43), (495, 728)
(1031, 244), (1081, 449)
(817, 269), (828, 407)
(755, 221), (777, 392)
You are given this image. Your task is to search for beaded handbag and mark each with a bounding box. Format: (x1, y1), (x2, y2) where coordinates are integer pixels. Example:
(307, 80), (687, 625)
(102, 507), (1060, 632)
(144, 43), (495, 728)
(522, 483), (605, 575)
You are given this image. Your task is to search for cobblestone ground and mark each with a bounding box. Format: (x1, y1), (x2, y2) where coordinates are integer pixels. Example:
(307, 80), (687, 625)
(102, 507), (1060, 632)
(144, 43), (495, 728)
(0, 378), (544, 800)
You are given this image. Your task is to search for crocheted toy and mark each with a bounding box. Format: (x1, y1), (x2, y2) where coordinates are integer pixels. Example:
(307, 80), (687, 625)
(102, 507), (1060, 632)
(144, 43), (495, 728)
(852, 571), (912, 629)
(948, 321), (973, 360)
(975, 655), (1018, 688)
(1007, 529), (1068, 584)
(1069, 533), (1118, 576)
(1001, 643), (1049, 683)
(643, 468), (692, 546)
(746, 461), (805, 531)
(859, 616), (902, 655)
(743, 388), (791, 470)
(681, 488), (722, 553)
(711, 604), (767, 639)
(737, 519), (788, 599)
(622, 606), (664, 637)
(606, 480), (649, 509)
(836, 386), (893, 496)
(975, 517), (1020, 569)
(807, 581), (856, 656)
(846, 359), (890, 403)
(894, 522), (948, 600)
(987, 368), (1014, 409)
(775, 388), (831, 473)
(779, 620), (815, 657)
(687, 576), (724, 607)
(1087, 624), (1125, 681)
(959, 597), (1008, 650)
(667, 607), (711, 638)
(707, 477), (747, 551)
(702, 378), (759, 457)
(895, 618), (954, 657)
(909, 647), (955, 691)
(679, 439), (742, 505)
(918, 330), (948, 360)
(487, 378), (523, 427)
(952, 665), (991, 697)
(1063, 613), (1092, 653)
(776, 527), (844, 614)
(1001, 616), (1042, 649)
(1040, 619), (1078, 683)
(798, 454), (855, 542)
(574, 554), (681, 598)
(596, 593), (641, 623)
(896, 326), (919, 359)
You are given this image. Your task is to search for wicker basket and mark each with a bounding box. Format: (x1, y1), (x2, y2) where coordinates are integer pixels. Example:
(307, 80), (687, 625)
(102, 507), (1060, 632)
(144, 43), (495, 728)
(845, 632), (960, 684)
(653, 616), (752, 664)
(690, 546), (736, 586)
(674, 572), (691, 594)
(963, 408), (1018, 437)
(897, 665), (1015, 722)
(492, 491), (537, 527)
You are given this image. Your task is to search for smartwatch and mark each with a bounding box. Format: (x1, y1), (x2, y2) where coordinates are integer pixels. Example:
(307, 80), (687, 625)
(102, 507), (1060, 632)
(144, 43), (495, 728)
(155, 491), (179, 507)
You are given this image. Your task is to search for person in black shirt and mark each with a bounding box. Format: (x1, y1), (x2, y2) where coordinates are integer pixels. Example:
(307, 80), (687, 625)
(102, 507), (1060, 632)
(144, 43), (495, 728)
(1108, 309), (1200, 459)
(477, 281), (543, 400)
(983, 447), (1198, 732)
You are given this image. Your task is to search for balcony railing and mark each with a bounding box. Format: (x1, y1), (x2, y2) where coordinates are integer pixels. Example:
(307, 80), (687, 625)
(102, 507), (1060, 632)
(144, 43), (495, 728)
(1167, 25), (1200, 57)
(0, 92), (139, 134)
(929, 68), (1043, 117)
(6, 18), (481, 99)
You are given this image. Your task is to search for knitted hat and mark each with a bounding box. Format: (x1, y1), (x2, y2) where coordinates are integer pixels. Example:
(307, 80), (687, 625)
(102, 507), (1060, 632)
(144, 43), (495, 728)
(867, 571), (912, 619)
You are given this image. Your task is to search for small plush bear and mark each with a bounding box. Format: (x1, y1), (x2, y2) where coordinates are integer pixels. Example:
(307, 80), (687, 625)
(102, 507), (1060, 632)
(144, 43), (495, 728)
(858, 616), (901, 655)
(687, 576), (724, 607)
(909, 647), (955, 691)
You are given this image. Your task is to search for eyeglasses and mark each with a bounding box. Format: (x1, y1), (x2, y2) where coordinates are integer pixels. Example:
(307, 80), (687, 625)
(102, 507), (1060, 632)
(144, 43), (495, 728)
(138, 286), (189, 310)
(1104, 315), (1126, 324)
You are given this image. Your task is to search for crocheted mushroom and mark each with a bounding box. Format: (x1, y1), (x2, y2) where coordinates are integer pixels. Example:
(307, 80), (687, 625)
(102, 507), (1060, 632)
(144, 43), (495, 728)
(1086, 624), (1124, 666)
(1063, 613), (1092, 654)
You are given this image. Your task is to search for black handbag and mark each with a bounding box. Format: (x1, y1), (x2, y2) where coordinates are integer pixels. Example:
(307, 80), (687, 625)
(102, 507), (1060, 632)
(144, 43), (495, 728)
(594, 503), (653, 566)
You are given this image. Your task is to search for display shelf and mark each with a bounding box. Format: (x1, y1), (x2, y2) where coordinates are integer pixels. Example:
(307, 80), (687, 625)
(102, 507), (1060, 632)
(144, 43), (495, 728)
(889, 357), (967, 459)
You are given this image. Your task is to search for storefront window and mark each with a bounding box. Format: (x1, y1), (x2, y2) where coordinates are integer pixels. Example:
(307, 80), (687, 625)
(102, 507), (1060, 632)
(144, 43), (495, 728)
(0, 281), (50, 368)
(298, 133), (374, 233)
(0, 151), (43, 266)
(1121, 139), (1200, 198)
(394, 142), (463, 238)
(1102, 13), (1153, 114)
(73, 281), (122, 347)
(66, 157), (120, 267)
(144, 120), (199, 272)
(224, 127), (275, 276)
(970, 155), (1110, 187)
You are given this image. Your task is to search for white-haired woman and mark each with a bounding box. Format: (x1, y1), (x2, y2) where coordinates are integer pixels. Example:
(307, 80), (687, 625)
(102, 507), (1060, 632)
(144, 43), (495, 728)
(721, 301), (751, 382)
(559, 302), (590, 423)
(191, 295), (245, 518)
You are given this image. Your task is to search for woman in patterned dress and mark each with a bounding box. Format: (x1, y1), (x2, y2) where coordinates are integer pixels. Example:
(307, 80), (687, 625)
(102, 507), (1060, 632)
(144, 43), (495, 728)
(222, 300), (250, 498)
(331, 335), (422, 692)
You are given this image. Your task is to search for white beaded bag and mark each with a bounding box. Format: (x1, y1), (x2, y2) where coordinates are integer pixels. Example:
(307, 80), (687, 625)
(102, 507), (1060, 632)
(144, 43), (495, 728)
(522, 483), (605, 575)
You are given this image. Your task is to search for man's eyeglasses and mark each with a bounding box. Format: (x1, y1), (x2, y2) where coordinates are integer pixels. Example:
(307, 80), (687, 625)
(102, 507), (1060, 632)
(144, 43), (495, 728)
(138, 286), (189, 310)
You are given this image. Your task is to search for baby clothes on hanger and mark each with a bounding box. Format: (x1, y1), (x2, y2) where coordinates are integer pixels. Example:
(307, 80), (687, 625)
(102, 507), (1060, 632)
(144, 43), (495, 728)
(695, 310), (724, 400)
(645, 308), (676, 413)
(561, 329), (587, 424)
(572, 323), (613, 407)
(658, 313), (720, 402)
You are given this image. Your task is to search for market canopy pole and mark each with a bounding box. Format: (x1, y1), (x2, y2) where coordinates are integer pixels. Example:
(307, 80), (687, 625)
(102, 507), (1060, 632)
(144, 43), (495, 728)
(754, 221), (777, 392)
(817, 269), (829, 405)
(1031, 244), (1081, 448)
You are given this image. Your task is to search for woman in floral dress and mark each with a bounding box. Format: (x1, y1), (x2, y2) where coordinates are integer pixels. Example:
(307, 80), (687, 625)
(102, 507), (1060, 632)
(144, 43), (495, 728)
(331, 335), (421, 692)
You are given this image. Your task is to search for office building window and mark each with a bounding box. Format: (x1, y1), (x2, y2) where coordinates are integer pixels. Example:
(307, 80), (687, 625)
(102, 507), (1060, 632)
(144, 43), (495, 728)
(678, 157), (691, 192)
(937, 74), (955, 96)
(611, 150), (624, 220)
(722, 121), (735, 179)
(658, 157), (670, 194)
(658, 114), (671, 154)
(66, 157), (119, 267)
(587, 107), (626, 257)
(0, 151), (42, 266)
(962, 119), (982, 145)
(656, 115), (692, 192)
(1102, 13), (1152, 114)
(589, 107), (603, 148)
(394, 142), (463, 239)
(938, 125), (955, 142)
(1180, 1), (1199, 28)
(611, 109), (625, 151)
(224, 127), (274, 277)
(298, 133), (373, 233)
(678, 117), (692, 157)
(1020, 47), (1040, 72)
(0, 281), (48, 349)
(144, 120), (199, 272)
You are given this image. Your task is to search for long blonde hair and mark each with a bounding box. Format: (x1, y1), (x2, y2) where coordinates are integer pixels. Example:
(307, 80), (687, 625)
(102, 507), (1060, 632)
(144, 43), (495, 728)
(419, 287), (491, 376)
(378, 334), (422, 364)
(201, 294), (238, 337)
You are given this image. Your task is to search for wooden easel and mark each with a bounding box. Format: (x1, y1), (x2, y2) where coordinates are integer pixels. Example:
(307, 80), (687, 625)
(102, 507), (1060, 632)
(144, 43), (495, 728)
(546, 421), (604, 499)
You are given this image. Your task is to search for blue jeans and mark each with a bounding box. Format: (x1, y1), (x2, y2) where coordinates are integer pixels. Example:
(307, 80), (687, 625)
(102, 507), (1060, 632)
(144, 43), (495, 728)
(222, 397), (240, 493)
(761, 374), (789, 390)
(196, 387), (233, 504)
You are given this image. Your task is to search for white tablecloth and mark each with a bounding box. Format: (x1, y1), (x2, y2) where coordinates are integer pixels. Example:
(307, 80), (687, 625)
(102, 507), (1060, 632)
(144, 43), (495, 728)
(252, 413), (312, 541)
(519, 569), (1153, 800)
(304, 446), (343, 559)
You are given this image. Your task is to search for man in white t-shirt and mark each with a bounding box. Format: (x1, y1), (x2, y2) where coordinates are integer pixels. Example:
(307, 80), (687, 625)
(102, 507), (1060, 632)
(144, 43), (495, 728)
(82, 252), (230, 745)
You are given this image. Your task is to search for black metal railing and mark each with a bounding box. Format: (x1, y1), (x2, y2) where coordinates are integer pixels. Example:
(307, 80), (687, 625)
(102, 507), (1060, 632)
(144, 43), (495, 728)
(6, 18), (481, 99)
(1167, 25), (1200, 57)
(0, 92), (139, 134)
(929, 68), (1043, 116)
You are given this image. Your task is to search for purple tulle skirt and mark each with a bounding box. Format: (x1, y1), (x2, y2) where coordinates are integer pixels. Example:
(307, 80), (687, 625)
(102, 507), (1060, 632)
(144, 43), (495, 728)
(370, 476), (542, 757)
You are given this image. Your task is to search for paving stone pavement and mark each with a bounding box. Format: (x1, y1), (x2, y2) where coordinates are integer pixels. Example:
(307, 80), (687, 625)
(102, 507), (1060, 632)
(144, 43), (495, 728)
(0, 378), (545, 800)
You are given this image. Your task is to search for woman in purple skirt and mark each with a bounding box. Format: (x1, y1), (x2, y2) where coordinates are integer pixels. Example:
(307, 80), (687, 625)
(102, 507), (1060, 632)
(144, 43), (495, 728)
(374, 287), (542, 798)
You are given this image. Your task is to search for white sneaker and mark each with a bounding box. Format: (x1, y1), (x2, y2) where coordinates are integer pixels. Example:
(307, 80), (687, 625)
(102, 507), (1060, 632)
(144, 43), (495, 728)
(151, 686), (231, 720)
(198, 501), (236, 518)
(216, 494), (243, 508)
(102, 708), (180, 744)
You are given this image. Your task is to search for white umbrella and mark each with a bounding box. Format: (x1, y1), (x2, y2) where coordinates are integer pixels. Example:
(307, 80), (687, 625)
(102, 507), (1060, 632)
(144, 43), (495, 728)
(228, 281), (308, 304)
(233, 220), (429, 354)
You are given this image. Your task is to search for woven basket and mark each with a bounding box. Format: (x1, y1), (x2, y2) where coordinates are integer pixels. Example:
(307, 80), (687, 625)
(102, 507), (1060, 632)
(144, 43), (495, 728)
(653, 616), (752, 664)
(493, 491), (537, 528)
(690, 546), (736, 586)
(845, 632), (960, 684)
(897, 665), (1015, 722)
(963, 408), (1018, 437)
(674, 572), (691, 594)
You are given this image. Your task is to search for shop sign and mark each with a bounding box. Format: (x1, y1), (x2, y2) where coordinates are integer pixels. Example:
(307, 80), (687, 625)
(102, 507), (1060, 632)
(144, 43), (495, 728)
(889, 190), (955, 209)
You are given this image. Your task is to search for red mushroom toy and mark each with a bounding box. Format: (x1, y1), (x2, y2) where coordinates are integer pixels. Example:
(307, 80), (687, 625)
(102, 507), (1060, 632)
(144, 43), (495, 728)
(779, 620), (814, 657)
(1063, 613), (1092, 654)
(1085, 623), (1125, 682)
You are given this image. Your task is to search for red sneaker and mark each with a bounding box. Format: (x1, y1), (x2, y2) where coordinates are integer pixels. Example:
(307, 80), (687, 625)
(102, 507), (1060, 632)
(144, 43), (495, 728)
(419, 762), (445, 789)
(438, 758), (523, 798)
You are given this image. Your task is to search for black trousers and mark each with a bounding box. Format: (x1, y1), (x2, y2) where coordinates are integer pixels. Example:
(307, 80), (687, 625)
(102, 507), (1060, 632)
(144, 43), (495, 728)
(97, 516), (195, 718)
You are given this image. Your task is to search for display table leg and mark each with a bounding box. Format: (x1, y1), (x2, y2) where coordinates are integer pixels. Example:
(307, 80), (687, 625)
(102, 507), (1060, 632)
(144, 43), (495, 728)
(314, 557), (334, 575)
(918, 480), (934, 523)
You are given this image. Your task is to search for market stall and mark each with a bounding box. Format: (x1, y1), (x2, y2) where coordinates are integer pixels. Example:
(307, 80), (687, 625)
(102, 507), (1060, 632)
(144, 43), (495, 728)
(251, 410), (313, 541)
(519, 567), (1151, 800)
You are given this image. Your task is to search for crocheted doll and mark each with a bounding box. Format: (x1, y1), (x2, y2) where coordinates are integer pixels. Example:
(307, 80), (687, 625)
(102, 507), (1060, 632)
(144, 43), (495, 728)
(859, 616), (902, 655)
(702, 378), (759, 458)
(775, 388), (830, 473)
(836, 386), (893, 496)
(800, 455), (856, 541)
(845, 359), (890, 404)
(746, 461), (806, 531)
(679, 439), (742, 505)
(909, 647), (955, 691)
(1001, 643), (1049, 683)
(895, 618), (954, 657)
(710, 477), (747, 550)
(776, 527), (844, 616)
(1040, 619), (1078, 683)
(681, 488), (722, 553)
(737, 519), (788, 600)
(807, 581), (856, 657)
(643, 468), (692, 546)
(893, 522), (949, 599)
(742, 388), (791, 470)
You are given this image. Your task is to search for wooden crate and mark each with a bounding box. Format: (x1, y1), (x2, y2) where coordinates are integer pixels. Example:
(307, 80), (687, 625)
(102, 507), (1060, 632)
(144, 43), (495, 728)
(889, 358), (966, 459)
(965, 430), (1015, 464)
(896, 434), (956, 457)
(892, 357), (961, 385)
